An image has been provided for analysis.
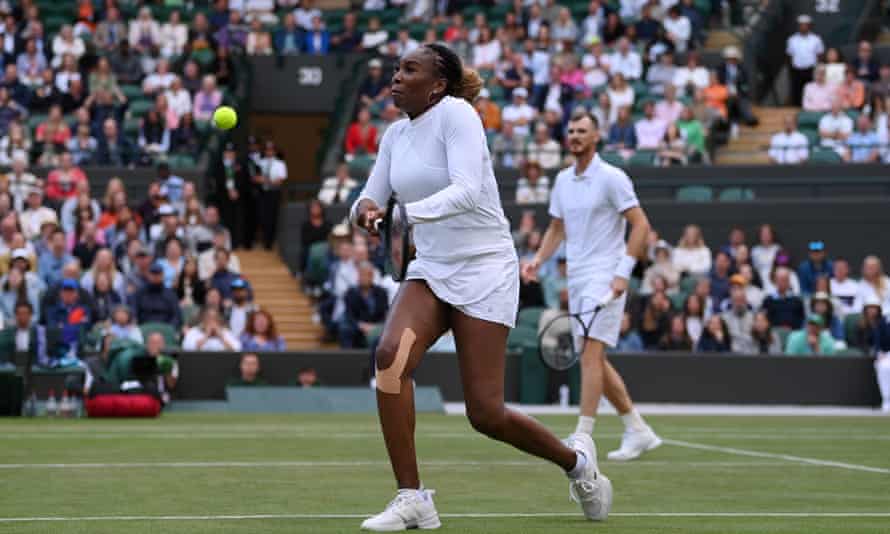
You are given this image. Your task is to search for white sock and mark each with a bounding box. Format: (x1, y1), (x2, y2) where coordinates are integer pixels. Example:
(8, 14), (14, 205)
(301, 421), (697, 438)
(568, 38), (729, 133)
(621, 408), (647, 432)
(575, 415), (595, 435)
(566, 450), (587, 479)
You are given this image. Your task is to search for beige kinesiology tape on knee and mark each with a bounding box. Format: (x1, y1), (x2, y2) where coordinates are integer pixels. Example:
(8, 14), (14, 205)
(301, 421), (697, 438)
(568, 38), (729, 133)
(376, 328), (416, 394)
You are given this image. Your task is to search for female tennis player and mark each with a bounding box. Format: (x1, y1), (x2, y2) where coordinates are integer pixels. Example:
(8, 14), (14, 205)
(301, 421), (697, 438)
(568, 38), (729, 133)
(351, 44), (611, 531)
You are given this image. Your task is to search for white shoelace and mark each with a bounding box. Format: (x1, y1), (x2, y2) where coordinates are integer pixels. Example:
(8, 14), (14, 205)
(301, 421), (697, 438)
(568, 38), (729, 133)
(570, 478), (600, 504)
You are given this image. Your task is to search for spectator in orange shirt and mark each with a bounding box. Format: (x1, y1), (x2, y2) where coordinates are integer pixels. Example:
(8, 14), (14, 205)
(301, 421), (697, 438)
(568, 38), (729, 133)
(702, 70), (729, 119)
(344, 107), (378, 156)
(474, 88), (502, 133)
(836, 64), (866, 110)
(45, 151), (88, 205)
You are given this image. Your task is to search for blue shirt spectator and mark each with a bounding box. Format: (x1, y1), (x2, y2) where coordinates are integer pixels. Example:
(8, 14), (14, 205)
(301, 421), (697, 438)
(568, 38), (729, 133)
(42, 279), (92, 358)
(274, 14), (303, 55)
(38, 230), (74, 289)
(303, 17), (330, 55)
(797, 241), (833, 295)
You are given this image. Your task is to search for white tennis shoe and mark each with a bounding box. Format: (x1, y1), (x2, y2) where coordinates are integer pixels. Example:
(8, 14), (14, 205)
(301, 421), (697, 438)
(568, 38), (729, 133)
(360, 488), (441, 531)
(607, 427), (663, 461)
(566, 432), (613, 521)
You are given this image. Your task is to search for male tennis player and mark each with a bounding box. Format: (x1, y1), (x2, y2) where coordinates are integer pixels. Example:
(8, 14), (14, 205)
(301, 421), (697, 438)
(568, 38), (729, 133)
(522, 110), (662, 461)
(352, 45), (611, 531)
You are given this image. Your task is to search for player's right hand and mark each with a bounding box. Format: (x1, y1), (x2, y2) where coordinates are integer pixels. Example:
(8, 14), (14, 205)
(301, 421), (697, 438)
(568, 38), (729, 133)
(356, 200), (383, 235)
(520, 259), (540, 282)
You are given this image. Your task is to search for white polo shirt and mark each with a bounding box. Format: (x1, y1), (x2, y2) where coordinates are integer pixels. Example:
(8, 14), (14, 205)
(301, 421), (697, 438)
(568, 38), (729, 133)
(769, 131), (809, 164)
(549, 154), (639, 282)
(786, 32), (824, 70)
(818, 112), (853, 148)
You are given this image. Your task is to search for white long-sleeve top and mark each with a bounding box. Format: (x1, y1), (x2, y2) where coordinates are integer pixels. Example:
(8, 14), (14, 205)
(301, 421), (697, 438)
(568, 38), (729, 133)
(353, 95), (514, 262)
(351, 96), (516, 305)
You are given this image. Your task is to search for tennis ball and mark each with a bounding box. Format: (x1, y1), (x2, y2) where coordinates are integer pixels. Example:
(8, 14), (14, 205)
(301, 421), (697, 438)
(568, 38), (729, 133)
(213, 106), (238, 130)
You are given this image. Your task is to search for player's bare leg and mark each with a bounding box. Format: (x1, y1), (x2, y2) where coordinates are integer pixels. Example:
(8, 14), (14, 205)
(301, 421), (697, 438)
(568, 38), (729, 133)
(575, 341), (662, 461)
(450, 310), (611, 521)
(362, 281), (448, 531)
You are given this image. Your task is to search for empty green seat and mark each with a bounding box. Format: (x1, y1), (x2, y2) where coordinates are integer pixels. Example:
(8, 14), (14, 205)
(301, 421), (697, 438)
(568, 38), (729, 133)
(128, 99), (154, 118)
(675, 185), (713, 202)
(718, 187), (755, 201)
(628, 150), (656, 166)
(600, 151), (625, 167)
(517, 307), (546, 331)
(304, 241), (331, 287)
(796, 111), (823, 129)
(809, 147), (842, 163)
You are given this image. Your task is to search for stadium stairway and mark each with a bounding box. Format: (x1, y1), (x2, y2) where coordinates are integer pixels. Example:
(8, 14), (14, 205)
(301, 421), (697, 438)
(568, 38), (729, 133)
(714, 106), (798, 164)
(237, 249), (323, 349)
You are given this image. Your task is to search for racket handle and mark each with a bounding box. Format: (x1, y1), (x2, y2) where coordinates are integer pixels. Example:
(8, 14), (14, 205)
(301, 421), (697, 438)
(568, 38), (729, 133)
(372, 218), (382, 233)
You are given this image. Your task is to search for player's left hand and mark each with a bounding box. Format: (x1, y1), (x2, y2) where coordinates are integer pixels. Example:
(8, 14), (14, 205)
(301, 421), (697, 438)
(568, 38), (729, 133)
(610, 277), (628, 300)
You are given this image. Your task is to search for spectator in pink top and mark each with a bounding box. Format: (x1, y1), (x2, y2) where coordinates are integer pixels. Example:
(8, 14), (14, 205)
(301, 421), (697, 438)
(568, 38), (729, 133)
(655, 84), (684, 124)
(802, 66), (834, 112)
(635, 100), (668, 150)
(193, 75), (223, 123)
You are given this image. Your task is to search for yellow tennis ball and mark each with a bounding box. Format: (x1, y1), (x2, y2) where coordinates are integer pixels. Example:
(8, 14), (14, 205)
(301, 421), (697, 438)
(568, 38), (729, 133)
(213, 106), (238, 130)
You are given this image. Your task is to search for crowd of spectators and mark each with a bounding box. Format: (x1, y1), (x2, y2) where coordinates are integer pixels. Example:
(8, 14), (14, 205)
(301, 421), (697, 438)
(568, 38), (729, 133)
(332, 0), (761, 179)
(512, 216), (890, 357)
(770, 17), (889, 164)
(0, 0), (237, 174)
(0, 155), (292, 376)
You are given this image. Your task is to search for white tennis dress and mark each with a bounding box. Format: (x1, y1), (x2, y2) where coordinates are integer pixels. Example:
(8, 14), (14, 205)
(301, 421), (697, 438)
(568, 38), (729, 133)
(351, 96), (519, 327)
(549, 154), (640, 347)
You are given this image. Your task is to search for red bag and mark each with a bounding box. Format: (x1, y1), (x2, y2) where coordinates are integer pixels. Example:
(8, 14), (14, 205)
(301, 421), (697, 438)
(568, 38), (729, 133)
(84, 394), (162, 418)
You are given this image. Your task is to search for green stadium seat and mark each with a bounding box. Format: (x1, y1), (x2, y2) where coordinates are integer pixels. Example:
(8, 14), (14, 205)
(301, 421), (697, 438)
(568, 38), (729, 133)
(718, 187), (755, 202)
(796, 111), (823, 129)
(123, 117), (141, 137)
(675, 185), (713, 202)
(773, 326), (792, 352)
(517, 307), (546, 331)
(27, 114), (47, 133)
(835, 347), (864, 357)
(679, 276), (700, 295)
(628, 150), (656, 166)
(809, 147), (842, 163)
(121, 84), (143, 100)
(800, 128), (819, 147)
(140, 322), (179, 348)
(304, 241), (330, 287)
(600, 151), (625, 167)
(843, 313), (862, 346)
(128, 99), (154, 118)
(168, 154), (197, 169)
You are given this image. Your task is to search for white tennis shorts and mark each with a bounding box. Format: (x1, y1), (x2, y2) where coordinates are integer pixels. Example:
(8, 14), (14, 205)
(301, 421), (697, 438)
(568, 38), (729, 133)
(406, 250), (520, 329)
(568, 277), (627, 348)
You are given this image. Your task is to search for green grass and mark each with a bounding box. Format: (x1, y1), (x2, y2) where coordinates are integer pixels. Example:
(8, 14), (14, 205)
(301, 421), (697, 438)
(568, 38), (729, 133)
(1, 413), (888, 533)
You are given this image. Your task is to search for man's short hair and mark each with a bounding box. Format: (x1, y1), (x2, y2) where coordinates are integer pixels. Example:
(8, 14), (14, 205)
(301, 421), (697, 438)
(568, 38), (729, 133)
(14, 300), (33, 313)
(568, 109), (599, 130)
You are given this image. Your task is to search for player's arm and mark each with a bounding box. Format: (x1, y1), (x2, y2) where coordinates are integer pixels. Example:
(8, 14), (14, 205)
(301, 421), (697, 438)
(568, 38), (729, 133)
(609, 206), (651, 298)
(521, 217), (564, 282)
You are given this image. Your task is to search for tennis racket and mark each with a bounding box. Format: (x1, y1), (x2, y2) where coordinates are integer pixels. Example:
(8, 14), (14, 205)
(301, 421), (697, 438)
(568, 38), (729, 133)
(374, 195), (414, 282)
(537, 293), (617, 371)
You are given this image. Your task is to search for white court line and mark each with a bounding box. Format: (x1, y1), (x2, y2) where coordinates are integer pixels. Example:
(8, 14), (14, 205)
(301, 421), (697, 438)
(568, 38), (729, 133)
(664, 439), (890, 475)
(0, 460), (794, 470)
(1, 512), (889, 523)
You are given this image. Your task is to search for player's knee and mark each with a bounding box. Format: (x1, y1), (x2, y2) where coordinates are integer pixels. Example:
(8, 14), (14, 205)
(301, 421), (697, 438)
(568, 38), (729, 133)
(466, 401), (507, 438)
(374, 341), (399, 371)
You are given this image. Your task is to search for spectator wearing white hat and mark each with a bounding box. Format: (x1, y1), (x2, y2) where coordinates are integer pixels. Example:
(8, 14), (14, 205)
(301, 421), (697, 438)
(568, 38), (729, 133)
(641, 240), (680, 295)
(787, 14), (824, 106)
(501, 87), (536, 138)
(718, 46), (758, 126)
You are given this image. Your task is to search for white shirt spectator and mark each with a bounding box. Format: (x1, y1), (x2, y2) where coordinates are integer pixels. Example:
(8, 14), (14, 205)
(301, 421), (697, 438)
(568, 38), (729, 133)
(294, 6), (322, 30)
(831, 276), (861, 316)
(606, 86), (634, 125)
(673, 66), (709, 91)
(663, 14), (691, 53)
(818, 112), (853, 149)
(582, 11), (605, 44)
(165, 87), (193, 119)
(473, 40), (502, 69)
(515, 175), (551, 204)
(182, 326), (242, 351)
(526, 138), (562, 170)
(786, 32), (824, 70)
(608, 50), (643, 80)
(365, 0), (387, 9)
(502, 103), (536, 137)
(751, 243), (780, 282)
(581, 53), (609, 89)
(655, 99), (683, 124)
(258, 156), (288, 188)
(51, 37), (86, 68)
(635, 117), (668, 149)
(362, 30), (389, 50)
(160, 21), (188, 58)
(857, 277), (890, 313)
(769, 130), (809, 164)
(143, 71), (176, 94)
(620, 0), (649, 19)
(523, 49), (551, 86)
(672, 246), (712, 276)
